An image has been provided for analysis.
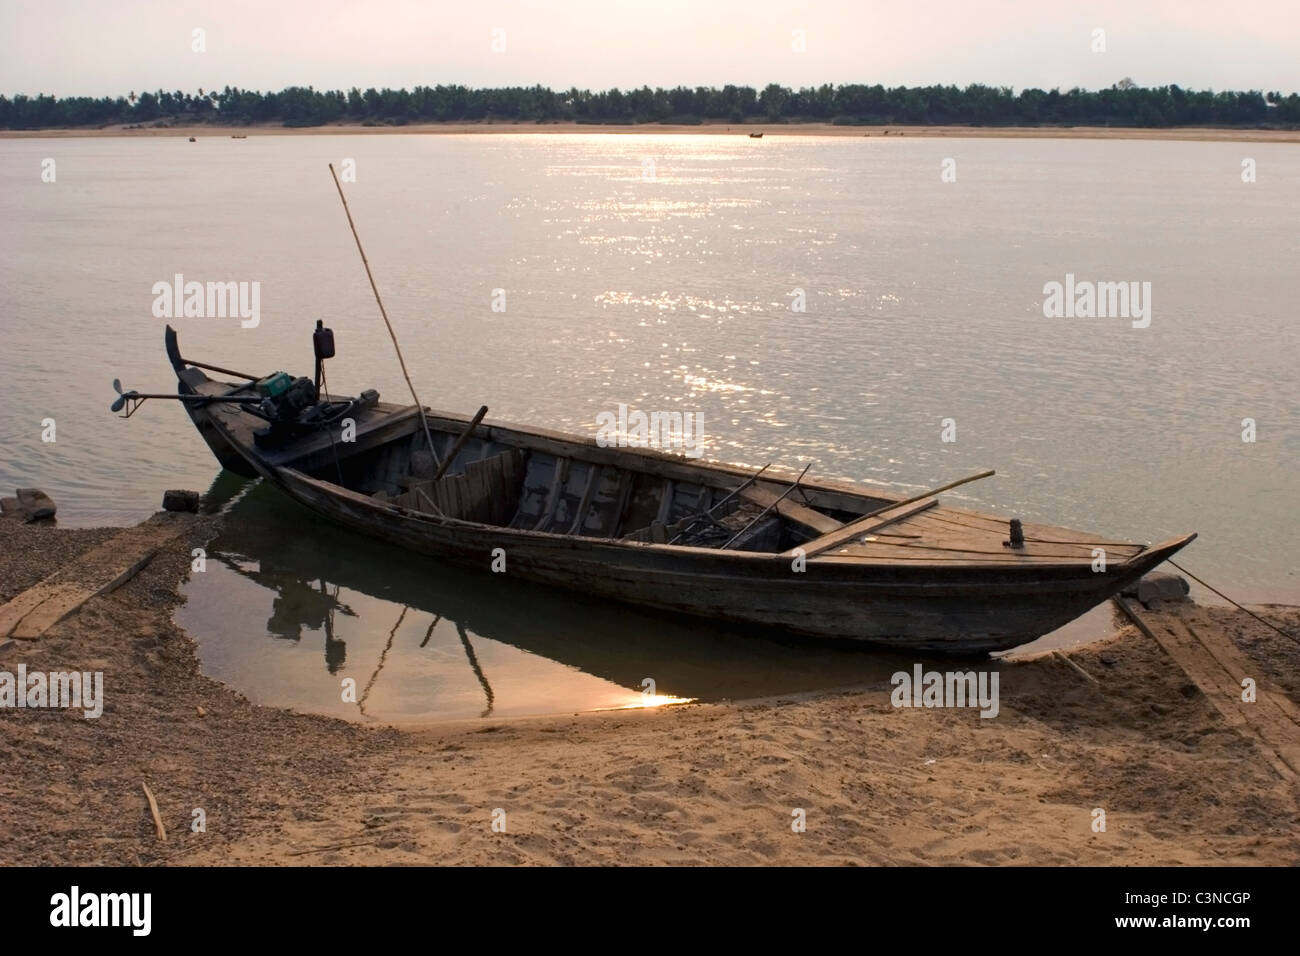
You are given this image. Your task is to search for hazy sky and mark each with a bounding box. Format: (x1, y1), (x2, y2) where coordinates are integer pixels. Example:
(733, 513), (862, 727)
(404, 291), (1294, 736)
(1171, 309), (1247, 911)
(2, 0), (1296, 97)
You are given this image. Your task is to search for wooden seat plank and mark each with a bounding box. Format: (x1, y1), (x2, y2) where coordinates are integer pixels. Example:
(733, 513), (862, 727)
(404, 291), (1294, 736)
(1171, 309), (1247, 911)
(738, 484), (843, 536)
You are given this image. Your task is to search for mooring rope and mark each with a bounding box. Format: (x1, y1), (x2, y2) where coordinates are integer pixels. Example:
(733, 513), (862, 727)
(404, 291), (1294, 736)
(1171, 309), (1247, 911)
(1167, 559), (1298, 644)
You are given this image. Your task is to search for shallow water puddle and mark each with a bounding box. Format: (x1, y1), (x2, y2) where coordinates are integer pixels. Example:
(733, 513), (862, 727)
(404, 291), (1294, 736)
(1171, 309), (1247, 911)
(177, 481), (1118, 723)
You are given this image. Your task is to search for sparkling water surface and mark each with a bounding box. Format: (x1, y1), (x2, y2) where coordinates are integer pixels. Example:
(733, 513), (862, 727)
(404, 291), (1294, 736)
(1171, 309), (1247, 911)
(1, 133), (1295, 718)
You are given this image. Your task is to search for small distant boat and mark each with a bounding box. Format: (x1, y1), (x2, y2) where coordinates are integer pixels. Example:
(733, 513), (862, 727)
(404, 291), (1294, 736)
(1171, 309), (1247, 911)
(188, 136), (196, 142)
(748, 132), (763, 138)
(113, 325), (1196, 654)
(231, 134), (247, 139)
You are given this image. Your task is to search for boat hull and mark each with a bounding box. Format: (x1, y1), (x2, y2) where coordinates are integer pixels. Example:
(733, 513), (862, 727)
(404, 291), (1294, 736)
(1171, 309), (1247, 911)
(266, 464), (1185, 653)
(170, 352), (1194, 655)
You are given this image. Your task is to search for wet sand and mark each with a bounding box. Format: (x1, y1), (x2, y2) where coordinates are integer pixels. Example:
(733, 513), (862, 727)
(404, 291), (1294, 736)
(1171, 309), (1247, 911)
(1, 514), (1297, 865)
(3, 122), (1298, 143)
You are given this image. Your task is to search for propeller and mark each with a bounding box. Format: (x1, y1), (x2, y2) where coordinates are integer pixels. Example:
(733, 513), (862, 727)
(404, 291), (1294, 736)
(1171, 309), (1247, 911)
(109, 376), (268, 418)
(110, 379), (141, 414)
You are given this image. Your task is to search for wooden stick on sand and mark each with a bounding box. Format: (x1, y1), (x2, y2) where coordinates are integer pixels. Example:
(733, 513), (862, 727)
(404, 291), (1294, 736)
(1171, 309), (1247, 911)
(141, 782), (166, 842)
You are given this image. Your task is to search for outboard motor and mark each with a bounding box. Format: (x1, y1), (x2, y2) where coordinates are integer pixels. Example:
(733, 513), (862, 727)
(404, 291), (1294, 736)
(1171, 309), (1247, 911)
(249, 319), (336, 446)
(253, 371), (318, 422)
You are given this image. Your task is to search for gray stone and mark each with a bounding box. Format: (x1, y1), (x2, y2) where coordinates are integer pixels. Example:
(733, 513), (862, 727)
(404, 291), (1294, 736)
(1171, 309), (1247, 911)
(3, 488), (57, 522)
(1122, 571), (1190, 604)
(162, 489), (200, 513)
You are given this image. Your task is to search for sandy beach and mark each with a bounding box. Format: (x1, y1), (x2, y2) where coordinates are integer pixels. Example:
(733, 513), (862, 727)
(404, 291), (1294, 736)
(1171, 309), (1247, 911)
(2, 121), (1299, 143)
(1, 512), (1297, 866)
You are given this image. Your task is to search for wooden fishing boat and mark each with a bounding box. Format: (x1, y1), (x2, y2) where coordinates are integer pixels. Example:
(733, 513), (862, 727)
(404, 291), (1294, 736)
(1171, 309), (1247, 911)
(149, 326), (1194, 655)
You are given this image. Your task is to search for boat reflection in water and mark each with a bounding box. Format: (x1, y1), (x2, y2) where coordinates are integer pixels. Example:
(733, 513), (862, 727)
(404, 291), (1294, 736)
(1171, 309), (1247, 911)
(179, 477), (916, 723)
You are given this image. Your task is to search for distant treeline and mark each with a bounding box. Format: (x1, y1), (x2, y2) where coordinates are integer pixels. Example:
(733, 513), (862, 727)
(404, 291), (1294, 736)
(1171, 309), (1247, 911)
(3, 81), (1298, 129)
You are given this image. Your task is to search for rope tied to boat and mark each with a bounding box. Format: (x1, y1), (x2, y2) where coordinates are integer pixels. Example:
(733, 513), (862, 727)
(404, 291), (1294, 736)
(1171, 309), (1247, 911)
(1166, 558), (1298, 645)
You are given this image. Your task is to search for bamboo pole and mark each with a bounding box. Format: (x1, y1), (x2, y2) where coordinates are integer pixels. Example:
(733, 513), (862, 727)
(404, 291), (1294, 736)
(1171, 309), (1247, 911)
(327, 164), (444, 484)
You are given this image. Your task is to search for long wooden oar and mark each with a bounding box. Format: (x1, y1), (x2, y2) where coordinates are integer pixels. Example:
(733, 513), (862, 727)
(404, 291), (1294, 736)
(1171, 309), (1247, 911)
(859, 468), (994, 519)
(878, 468), (987, 512)
(795, 468), (995, 559)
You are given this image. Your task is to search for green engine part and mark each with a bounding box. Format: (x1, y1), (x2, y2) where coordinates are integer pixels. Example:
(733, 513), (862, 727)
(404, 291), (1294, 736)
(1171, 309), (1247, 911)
(255, 371), (294, 398)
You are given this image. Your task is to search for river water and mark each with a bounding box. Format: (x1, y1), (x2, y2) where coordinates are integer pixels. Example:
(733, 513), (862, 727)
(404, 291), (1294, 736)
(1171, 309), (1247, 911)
(1, 132), (1295, 719)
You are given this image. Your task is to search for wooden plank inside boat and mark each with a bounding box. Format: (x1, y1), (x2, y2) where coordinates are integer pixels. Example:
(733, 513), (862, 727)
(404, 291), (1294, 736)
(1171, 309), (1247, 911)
(739, 483), (843, 536)
(399, 449), (524, 524)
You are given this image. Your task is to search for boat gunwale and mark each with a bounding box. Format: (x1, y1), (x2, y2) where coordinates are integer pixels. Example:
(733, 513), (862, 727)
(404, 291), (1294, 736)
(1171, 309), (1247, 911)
(181, 366), (1193, 575)
(273, 462), (1195, 581)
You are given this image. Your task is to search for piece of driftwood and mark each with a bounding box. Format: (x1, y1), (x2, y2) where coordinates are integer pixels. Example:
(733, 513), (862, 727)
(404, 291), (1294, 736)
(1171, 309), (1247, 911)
(141, 782), (166, 842)
(1052, 650), (1100, 685)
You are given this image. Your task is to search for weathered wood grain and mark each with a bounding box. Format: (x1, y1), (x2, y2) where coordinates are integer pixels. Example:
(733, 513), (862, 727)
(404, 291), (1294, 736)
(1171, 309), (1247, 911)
(740, 484), (843, 536)
(796, 498), (938, 558)
(0, 521), (186, 641)
(1116, 598), (1300, 779)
